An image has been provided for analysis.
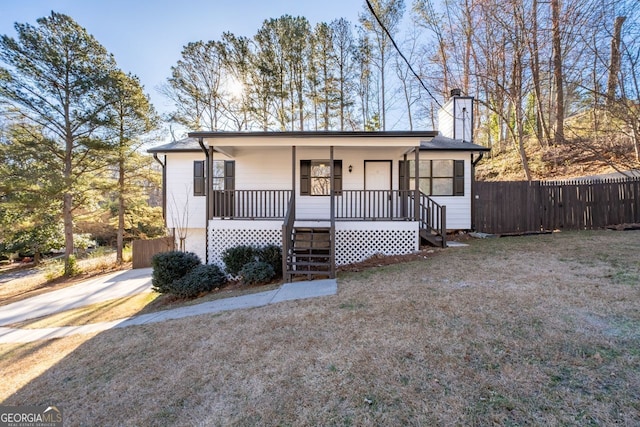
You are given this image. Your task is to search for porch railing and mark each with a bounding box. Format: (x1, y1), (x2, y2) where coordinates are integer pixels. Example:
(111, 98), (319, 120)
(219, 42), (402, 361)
(334, 190), (414, 220)
(209, 190), (292, 219)
(419, 192), (447, 246)
(282, 193), (296, 282)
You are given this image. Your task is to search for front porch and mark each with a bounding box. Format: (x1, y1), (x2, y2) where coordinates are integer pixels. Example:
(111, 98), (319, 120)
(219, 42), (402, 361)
(206, 188), (446, 281)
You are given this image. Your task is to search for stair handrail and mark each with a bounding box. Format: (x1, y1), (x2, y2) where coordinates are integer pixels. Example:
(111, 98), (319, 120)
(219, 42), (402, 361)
(419, 192), (447, 247)
(282, 194), (296, 282)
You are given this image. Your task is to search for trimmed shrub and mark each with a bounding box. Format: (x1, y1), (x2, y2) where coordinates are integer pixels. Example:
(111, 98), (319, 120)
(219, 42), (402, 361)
(258, 244), (282, 278)
(170, 264), (227, 298)
(222, 245), (258, 276)
(239, 261), (275, 285)
(151, 251), (201, 294)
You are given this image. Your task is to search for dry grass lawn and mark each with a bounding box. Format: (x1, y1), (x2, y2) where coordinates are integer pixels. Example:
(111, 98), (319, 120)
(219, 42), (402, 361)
(1, 230), (639, 426)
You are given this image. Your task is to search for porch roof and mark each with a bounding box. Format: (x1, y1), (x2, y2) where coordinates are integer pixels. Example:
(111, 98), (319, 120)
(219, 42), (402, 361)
(421, 134), (490, 152)
(186, 130), (437, 150)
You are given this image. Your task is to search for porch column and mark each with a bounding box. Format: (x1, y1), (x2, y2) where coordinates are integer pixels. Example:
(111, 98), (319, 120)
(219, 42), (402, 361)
(292, 145), (296, 214)
(330, 146), (336, 279)
(414, 147), (420, 221)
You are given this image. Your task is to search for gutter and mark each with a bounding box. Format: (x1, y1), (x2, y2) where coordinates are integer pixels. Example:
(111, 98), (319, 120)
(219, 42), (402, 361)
(197, 138), (210, 264)
(472, 152), (484, 166)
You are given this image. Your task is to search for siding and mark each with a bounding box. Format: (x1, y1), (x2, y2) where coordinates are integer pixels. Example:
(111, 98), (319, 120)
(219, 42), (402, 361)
(426, 151), (472, 230)
(165, 153), (207, 229)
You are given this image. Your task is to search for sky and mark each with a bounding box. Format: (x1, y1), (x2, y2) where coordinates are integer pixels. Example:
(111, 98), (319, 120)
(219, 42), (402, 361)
(0, 0), (366, 135)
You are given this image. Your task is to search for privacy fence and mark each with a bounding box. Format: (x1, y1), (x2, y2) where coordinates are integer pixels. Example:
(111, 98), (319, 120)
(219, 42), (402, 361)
(132, 236), (175, 269)
(474, 177), (640, 234)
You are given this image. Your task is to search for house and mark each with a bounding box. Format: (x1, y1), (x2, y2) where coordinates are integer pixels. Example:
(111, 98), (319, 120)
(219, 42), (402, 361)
(148, 94), (488, 281)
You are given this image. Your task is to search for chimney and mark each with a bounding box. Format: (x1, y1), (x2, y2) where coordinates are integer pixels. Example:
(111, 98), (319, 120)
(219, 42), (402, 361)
(438, 90), (474, 143)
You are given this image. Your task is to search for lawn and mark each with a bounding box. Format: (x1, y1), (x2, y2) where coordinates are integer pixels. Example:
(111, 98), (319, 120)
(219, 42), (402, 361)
(1, 230), (639, 425)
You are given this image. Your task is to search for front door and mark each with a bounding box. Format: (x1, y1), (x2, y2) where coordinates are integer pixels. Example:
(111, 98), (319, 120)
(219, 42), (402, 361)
(364, 160), (392, 218)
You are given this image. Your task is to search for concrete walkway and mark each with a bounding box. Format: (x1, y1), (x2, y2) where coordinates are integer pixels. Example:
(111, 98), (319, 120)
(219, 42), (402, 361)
(0, 270), (337, 344)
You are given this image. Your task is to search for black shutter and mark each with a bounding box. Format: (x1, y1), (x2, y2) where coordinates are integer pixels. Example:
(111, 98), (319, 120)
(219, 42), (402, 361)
(454, 160), (465, 196)
(333, 160), (342, 194)
(224, 161), (235, 190)
(300, 160), (310, 195)
(399, 160), (407, 191)
(193, 160), (205, 196)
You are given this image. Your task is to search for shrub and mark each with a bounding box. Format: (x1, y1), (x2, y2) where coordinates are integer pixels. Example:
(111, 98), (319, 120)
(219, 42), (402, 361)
(170, 264), (227, 298)
(239, 261), (275, 285)
(258, 244), (282, 278)
(151, 251), (201, 294)
(222, 245), (258, 276)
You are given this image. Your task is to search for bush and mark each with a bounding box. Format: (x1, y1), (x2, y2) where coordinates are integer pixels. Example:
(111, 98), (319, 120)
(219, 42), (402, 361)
(257, 244), (282, 278)
(239, 261), (275, 285)
(151, 251), (201, 294)
(222, 245), (258, 276)
(170, 264), (227, 298)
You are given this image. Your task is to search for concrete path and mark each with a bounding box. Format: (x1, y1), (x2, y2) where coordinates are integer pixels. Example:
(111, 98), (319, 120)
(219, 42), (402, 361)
(0, 271), (337, 344)
(0, 268), (155, 326)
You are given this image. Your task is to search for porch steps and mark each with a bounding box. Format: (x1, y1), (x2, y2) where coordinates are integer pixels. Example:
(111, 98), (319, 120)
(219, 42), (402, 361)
(419, 229), (446, 248)
(286, 227), (333, 280)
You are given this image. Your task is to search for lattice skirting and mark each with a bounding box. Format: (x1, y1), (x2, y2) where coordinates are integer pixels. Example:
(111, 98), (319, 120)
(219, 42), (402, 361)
(208, 221), (282, 268)
(208, 220), (418, 268)
(335, 228), (418, 266)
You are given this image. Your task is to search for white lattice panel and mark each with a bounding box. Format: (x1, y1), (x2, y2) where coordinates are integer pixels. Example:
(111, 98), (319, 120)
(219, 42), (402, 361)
(209, 223), (281, 268)
(335, 228), (417, 265)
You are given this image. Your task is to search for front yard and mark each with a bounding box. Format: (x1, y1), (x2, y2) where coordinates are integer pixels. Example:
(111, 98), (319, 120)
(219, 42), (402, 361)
(1, 230), (639, 425)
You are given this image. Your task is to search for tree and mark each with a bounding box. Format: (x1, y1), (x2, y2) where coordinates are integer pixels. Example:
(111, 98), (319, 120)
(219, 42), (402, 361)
(331, 18), (357, 130)
(161, 40), (227, 131)
(360, 0), (406, 130)
(107, 71), (159, 263)
(0, 12), (118, 275)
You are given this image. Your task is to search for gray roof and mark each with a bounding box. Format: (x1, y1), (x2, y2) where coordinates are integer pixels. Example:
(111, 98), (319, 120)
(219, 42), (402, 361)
(147, 137), (201, 153)
(147, 132), (489, 153)
(420, 134), (490, 151)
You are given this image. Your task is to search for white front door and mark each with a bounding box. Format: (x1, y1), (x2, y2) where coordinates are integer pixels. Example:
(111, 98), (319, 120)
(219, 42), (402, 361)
(365, 161), (392, 218)
(365, 160), (391, 190)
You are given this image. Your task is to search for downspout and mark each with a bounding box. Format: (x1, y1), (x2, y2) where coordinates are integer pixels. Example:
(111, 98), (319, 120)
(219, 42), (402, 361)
(198, 138), (210, 264)
(152, 153), (166, 224)
(471, 152), (484, 231)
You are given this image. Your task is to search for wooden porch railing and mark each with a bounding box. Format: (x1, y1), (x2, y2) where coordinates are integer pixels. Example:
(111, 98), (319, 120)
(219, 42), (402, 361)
(334, 190), (414, 220)
(209, 190), (292, 219)
(419, 192), (447, 247)
(281, 194), (296, 282)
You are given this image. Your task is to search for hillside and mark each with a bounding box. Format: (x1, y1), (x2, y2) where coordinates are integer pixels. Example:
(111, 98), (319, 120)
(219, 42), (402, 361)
(476, 127), (640, 182)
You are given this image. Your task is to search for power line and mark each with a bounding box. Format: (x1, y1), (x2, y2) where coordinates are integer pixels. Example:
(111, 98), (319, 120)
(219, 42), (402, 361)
(365, 0), (444, 111)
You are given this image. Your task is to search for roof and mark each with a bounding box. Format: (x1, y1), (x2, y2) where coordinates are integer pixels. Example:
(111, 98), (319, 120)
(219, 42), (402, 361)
(420, 134), (489, 152)
(147, 132), (489, 153)
(147, 137), (201, 153)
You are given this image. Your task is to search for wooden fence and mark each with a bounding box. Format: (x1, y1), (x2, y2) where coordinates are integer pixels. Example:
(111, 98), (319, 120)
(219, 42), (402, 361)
(474, 177), (640, 234)
(132, 236), (175, 269)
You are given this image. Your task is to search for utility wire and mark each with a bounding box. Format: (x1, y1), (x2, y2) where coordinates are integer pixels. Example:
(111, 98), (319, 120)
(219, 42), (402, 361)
(365, 0), (445, 111)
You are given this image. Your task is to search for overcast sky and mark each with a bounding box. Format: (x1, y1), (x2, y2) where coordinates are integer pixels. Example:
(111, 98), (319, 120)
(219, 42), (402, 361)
(1, 0), (365, 126)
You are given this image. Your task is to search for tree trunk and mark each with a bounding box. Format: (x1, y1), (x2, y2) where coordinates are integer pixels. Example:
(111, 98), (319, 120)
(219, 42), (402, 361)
(606, 16), (626, 107)
(116, 154), (125, 264)
(551, 0), (564, 145)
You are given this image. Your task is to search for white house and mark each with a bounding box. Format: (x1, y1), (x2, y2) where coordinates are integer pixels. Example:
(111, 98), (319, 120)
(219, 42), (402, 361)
(148, 94), (488, 281)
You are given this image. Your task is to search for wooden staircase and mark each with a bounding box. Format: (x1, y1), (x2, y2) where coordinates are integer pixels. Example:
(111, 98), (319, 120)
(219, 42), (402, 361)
(285, 227), (333, 281)
(420, 228), (445, 247)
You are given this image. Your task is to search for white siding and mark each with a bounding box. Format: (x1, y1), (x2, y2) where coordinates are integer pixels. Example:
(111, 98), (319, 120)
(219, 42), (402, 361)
(182, 228), (206, 262)
(165, 152), (207, 229)
(427, 151), (472, 230)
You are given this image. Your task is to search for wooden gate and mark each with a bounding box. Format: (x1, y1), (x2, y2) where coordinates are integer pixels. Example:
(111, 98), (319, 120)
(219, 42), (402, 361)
(132, 236), (175, 269)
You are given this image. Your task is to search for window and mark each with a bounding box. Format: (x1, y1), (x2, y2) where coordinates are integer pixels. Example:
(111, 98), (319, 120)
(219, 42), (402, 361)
(407, 159), (464, 196)
(212, 160), (224, 190)
(300, 160), (342, 196)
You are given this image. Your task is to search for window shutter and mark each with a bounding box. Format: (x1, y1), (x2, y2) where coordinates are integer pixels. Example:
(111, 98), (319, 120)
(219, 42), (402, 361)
(224, 161), (235, 190)
(454, 160), (465, 196)
(398, 160), (407, 191)
(333, 160), (342, 194)
(300, 160), (310, 195)
(193, 160), (205, 196)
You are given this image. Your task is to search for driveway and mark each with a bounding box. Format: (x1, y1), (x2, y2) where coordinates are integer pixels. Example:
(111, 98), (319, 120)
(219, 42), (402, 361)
(0, 268), (153, 326)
